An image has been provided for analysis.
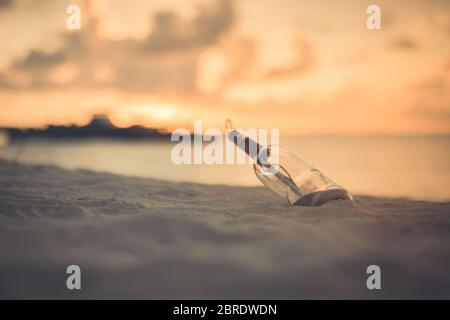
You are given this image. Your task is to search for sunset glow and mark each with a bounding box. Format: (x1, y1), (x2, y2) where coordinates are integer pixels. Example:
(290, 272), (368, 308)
(0, 0), (448, 134)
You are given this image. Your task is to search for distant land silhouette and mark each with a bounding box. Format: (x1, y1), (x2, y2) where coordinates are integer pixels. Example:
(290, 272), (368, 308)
(0, 114), (172, 141)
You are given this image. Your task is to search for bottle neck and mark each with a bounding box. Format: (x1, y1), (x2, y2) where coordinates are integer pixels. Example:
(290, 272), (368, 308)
(227, 129), (268, 163)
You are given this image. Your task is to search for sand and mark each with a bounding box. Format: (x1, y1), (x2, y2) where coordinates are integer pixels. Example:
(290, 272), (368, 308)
(0, 159), (449, 299)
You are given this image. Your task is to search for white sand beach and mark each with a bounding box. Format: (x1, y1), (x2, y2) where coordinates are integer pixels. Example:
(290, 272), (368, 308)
(0, 159), (449, 299)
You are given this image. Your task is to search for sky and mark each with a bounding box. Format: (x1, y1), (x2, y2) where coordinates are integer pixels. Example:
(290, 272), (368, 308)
(0, 0), (449, 134)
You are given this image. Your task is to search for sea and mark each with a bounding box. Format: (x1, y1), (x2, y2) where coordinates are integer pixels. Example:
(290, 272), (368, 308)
(1, 135), (449, 202)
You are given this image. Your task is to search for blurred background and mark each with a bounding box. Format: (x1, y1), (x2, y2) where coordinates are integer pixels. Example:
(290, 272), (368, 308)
(0, 0), (449, 201)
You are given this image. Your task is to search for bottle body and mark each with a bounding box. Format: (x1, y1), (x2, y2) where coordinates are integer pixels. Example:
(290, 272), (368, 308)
(253, 145), (352, 206)
(225, 119), (351, 206)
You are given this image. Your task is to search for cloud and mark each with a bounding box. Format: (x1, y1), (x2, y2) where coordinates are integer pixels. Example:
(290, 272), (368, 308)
(0, 0), (315, 97)
(0, 0), (13, 9)
(15, 49), (68, 70)
(197, 34), (316, 95)
(0, 0), (235, 95)
(0, 73), (11, 88)
(389, 36), (418, 50)
(264, 38), (315, 79)
(142, 0), (234, 53)
(414, 76), (447, 94)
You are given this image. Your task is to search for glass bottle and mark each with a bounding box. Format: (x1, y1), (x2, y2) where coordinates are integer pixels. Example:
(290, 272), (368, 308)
(226, 120), (352, 206)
